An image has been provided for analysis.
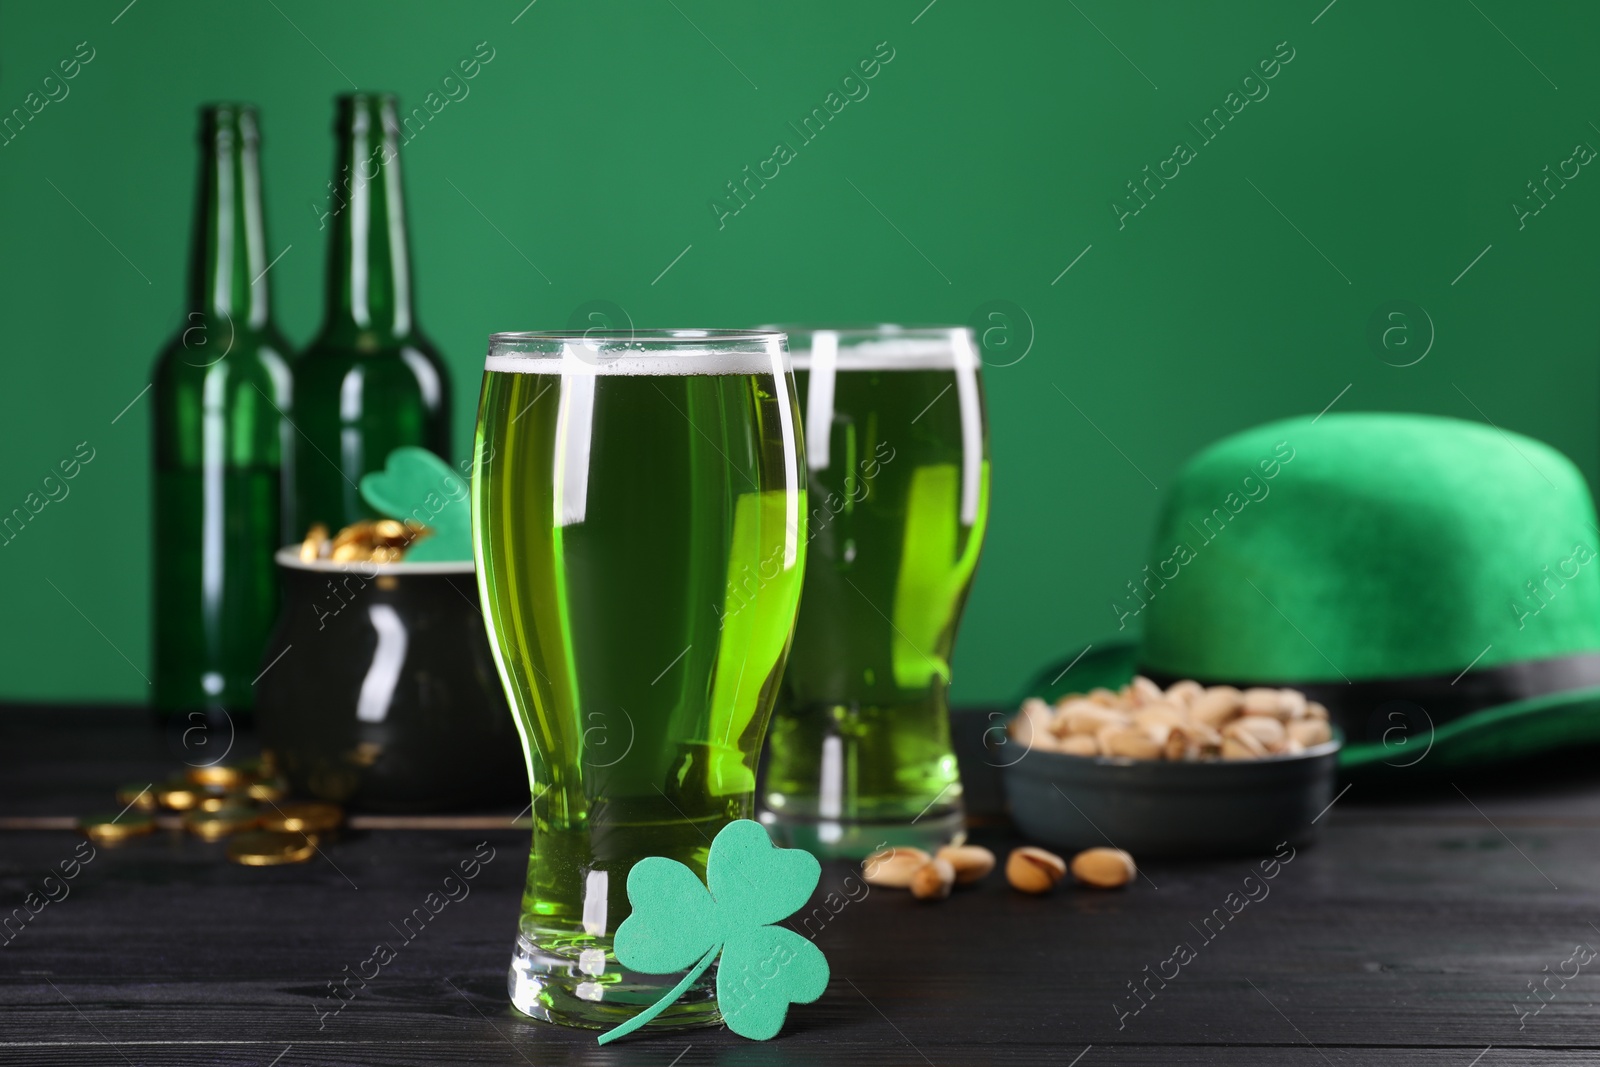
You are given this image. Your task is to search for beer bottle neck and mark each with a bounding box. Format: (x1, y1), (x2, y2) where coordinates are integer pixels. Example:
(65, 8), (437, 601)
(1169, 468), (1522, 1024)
(322, 94), (415, 344)
(187, 105), (271, 330)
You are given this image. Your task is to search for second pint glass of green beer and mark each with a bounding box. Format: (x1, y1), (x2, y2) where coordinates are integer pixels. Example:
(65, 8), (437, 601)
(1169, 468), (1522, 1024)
(472, 330), (805, 1031)
(760, 326), (990, 858)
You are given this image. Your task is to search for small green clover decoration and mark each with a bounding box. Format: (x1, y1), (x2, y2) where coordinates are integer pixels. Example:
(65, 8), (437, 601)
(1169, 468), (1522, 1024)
(357, 446), (473, 562)
(597, 819), (829, 1044)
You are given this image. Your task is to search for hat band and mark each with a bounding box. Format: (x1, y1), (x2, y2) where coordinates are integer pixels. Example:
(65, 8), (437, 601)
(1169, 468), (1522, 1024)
(1141, 651), (1600, 750)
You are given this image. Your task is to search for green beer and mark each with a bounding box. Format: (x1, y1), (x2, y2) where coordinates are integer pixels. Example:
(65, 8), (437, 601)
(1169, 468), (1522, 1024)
(472, 331), (805, 1031)
(761, 327), (990, 857)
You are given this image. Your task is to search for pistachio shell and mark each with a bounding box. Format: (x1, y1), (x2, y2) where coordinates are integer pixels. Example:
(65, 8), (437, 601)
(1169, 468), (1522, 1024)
(1221, 733), (1267, 759)
(1289, 718), (1332, 747)
(1099, 726), (1163, 760)
(1228, 715), (1286, 748)
(910, 858), (955, 900)
(935, 844), (996, 884)
(862, 847), (931, 888)
(1127, 675), (1165, 707)
(1071, 847), (1136, 888)
(1059, 733), (1100, 757)
(1190, 686), (1243, 728)
(1006, 846), (1067, 893)
(1165, 679), (1205, 707)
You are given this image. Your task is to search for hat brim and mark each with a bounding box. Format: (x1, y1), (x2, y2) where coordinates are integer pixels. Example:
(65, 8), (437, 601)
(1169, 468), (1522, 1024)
(1338, 682), (1600, 772)
(1017, 641), (1600, 773)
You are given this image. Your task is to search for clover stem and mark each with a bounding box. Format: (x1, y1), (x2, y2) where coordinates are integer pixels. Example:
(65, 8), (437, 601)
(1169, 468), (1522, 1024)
(596, 942), (721, 1046)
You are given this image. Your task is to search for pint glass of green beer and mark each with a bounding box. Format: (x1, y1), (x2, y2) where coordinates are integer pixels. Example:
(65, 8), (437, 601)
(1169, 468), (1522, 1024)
(472, 330), (806, 1030)
(760, 326), (989, 858)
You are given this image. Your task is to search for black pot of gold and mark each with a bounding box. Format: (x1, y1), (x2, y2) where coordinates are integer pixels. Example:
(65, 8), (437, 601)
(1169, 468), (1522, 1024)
(255, 449), (523, 811)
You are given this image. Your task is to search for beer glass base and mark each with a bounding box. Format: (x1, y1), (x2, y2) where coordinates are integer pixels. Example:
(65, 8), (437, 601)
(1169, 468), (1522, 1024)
(506, 932), (722, 1032)
(758, 807), (966, 860)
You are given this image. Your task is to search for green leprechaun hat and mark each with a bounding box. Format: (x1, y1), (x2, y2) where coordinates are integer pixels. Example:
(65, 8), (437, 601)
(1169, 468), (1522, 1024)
(1026, 412), (1600, 771)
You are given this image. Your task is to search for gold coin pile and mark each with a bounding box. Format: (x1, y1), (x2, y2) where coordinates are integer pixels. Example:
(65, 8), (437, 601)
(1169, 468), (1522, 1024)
(300, 519), (432, 564)
(83, 760), (340, 866)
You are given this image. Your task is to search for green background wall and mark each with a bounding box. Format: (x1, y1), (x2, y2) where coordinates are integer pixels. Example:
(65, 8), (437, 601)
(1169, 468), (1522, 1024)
(1, 0), (1596, 706)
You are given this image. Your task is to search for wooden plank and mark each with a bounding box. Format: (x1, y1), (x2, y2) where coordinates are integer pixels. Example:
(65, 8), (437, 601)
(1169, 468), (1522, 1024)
(8, 705), (1600, 1060)
(0, 821), (1597, 1054)
(0, 1043), (1588, 1066)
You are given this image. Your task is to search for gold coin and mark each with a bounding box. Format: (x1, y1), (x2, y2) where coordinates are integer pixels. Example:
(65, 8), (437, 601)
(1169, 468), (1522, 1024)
(156, 782), (199, 811)
(80, 813), (155, 844)
(332, 521), (377, 549)
(369, 545), (402, 564)
(245, 779), (288, 803)
(186, 764), (245, 789)
(330, 541), (369, 563)
(195, 790), (242, 812)
(300, 523), (330, 562)
(114, 784), (157, 812)
(261, 801), (343, 834)
(373, 518), (408, 542)
(227, 830), (317, 866)
(184, 806), (259, 842)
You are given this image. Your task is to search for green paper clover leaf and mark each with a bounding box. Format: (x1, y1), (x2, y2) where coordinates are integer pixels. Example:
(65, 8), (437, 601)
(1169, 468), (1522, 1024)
(357, 446), (473, 561)
(596, 819), (829, 1045)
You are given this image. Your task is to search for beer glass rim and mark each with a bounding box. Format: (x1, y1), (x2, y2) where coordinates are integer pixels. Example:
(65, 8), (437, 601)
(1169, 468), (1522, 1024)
(759, 324), (978, 369)
(760, 323), (966, 344)
(490, 329), (784, 346)
(486, 330), (789, 374)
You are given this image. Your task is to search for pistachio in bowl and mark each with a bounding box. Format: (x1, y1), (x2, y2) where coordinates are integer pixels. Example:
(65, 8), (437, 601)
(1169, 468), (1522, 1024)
(1010, 676), (1335, 761)
(1001, 677), (1341, 858)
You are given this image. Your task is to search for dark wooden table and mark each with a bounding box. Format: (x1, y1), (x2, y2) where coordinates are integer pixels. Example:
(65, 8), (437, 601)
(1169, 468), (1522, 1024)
(3, 705), (1599, 1065)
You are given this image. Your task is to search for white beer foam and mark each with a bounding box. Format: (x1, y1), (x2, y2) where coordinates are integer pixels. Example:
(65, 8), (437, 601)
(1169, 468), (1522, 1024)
(789, 337), (966, 371)
(485, 349), (779, 375)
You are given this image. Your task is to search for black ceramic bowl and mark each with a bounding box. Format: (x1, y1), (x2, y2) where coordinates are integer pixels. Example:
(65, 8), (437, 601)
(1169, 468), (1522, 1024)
(255, 548), (525, 812)
(1001, 728), (1341, 858)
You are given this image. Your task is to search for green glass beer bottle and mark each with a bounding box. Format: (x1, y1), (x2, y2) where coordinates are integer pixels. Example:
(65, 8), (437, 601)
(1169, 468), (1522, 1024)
(152, 104), (293, 721)
(290, 93), (450, 533)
